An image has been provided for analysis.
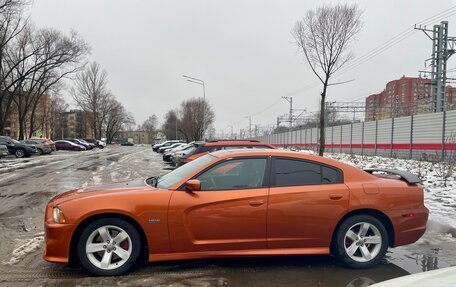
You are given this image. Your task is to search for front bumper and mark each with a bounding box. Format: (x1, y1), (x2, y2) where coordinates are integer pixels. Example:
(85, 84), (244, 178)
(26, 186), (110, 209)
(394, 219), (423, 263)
(43, 221), (77, 264)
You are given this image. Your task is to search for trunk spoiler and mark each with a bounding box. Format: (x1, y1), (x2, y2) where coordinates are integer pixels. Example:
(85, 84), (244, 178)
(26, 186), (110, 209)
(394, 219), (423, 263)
(364, 169), (421, 184)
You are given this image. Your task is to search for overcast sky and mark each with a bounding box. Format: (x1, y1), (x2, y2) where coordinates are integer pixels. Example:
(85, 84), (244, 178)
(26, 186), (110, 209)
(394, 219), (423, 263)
(30, 0), (456, 134)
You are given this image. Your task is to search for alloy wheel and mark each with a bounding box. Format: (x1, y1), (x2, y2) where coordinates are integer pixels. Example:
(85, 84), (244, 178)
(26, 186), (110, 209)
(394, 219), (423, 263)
(85, 225), (132, 270)
(344, 222), (382, 263)
(15, 149), (25, 158)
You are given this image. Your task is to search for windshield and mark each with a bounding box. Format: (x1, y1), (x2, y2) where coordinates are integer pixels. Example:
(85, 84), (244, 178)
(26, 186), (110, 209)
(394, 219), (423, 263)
(157, 154), (215, 189)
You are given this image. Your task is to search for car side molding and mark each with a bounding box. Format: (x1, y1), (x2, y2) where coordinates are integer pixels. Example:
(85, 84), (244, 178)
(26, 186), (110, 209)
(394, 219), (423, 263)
(363, 169), (421, 184)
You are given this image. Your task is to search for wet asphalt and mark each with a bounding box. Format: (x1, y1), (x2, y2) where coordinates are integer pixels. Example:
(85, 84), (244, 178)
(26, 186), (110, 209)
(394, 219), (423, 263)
(0, 145), (454, 287)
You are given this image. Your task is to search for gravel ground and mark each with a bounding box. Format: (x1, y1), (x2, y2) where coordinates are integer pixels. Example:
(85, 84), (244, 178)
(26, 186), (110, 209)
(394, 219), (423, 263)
(0, 146), (454, 287)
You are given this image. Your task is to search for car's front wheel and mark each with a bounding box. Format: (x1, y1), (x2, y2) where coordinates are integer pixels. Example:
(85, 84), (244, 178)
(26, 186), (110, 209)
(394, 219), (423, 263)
(77, 218), (142, 276)
(15, 148), (25, 158)
(334, 215), (388, 269)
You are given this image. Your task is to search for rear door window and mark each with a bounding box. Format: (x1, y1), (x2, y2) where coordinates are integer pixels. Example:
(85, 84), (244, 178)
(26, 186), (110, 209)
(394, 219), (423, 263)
(272, 158), (342, 187)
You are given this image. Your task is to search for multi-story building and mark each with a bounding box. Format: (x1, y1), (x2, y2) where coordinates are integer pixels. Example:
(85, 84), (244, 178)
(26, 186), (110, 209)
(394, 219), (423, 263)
(58, 109), (93, 139)
(3, 94), (52, 139)
(365, 76), (456, 121)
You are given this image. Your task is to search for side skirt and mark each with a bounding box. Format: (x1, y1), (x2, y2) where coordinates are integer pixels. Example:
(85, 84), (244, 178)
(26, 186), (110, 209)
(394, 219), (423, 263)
(149, 247), (330, 262)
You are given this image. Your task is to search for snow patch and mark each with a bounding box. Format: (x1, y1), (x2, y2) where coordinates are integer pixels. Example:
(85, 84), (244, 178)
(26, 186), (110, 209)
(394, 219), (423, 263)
(3, 233), (44, 265)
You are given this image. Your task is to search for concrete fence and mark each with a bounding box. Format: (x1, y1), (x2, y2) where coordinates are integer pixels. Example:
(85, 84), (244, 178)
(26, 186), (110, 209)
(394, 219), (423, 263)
(255, 110), (456, 160)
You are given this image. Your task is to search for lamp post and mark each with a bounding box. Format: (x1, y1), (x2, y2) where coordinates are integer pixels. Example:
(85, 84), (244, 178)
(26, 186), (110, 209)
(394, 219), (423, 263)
(182, 75), (205, 100)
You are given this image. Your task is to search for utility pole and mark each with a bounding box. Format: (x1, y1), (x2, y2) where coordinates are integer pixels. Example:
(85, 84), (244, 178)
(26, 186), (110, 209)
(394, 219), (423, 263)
(415, 21), (456, 112)
(228, 125), (234, 139)
(245, 116), (252, 138)
(282, 96), (293, 128)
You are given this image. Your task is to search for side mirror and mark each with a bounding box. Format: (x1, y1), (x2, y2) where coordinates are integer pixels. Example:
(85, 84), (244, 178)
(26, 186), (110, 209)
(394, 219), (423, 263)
(185, 179), (201, 192)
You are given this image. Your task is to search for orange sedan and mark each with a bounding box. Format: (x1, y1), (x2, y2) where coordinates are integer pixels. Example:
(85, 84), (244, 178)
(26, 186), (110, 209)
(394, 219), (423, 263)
(43, 149), (428, 276)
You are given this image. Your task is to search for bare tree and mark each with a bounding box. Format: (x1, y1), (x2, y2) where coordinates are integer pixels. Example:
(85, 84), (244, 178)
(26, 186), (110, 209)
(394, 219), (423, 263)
(49, 93), (68, 139)
(292, 4), (363, 156)
(161, 109), (180, 140)
(104, 98), (134, 144)
(178, 97), (215, 142)
(140, 114), (158, 139)
(7, 27), (88, 139)
(71, 61), (112, 139)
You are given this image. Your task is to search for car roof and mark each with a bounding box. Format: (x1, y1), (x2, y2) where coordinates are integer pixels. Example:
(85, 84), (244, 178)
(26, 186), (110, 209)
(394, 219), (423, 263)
(208, 148), (375, 181)
(203, 140), (273, 147)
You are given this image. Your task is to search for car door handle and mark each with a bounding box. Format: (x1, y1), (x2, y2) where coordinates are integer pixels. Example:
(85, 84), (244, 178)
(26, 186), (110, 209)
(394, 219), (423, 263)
(329, 194), (343, 200)
(249, 200), (264, 207)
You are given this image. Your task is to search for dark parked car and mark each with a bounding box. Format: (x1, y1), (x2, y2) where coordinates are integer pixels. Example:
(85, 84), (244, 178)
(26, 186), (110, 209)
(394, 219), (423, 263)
(54, 140), (86, 151)
(64, 139), (92, 150)
(0, 136), (36, 158)
(20, 139), (52, 155)
(120, 141), (134, 146)
(176, 140), (276, 166)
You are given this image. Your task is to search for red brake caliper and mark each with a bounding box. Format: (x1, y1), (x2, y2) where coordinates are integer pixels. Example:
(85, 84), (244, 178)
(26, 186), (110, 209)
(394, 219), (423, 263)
(119, 240), (129, 250)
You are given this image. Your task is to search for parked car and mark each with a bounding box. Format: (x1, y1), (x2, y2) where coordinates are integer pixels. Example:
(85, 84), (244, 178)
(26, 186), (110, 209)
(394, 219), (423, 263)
(0, 136), (37, 158)
(83, 138), (106, 149)
(64, 139), (92, 150)
(164, 142), (202, 163)
(121, 142), (134, 146)
(176, 140), (276, 166)
(20, 139), (52, 155)
(78, 139), (96, 149)
(54, 140), (86, 151)
(0, 143), (8, 158)
(163, 142), (196, 162)
(152, 140), (185, 152)
(43, 149), (428, 276)
(157, 142), (186, 153)
(31, 137), (56, 151)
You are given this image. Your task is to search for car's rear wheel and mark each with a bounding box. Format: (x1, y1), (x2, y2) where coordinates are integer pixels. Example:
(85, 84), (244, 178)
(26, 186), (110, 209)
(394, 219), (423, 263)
(77, 218), (141, 276)
(15, 148), (25, 158)
(38, 148), (44, 155)
(334, 215), (388, 269)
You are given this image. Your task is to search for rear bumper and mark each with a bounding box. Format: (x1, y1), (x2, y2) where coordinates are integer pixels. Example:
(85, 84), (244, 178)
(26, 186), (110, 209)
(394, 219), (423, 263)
(43, 221), (77, 264)
(391, 206), (429, 247)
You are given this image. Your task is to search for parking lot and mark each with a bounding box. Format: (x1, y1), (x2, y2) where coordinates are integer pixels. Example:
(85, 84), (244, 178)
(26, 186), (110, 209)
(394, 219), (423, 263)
(0, 145), (455, 287)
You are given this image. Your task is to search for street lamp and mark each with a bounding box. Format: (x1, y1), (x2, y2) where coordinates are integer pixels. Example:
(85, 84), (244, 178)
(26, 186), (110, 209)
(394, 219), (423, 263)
(182, 75), (205, 100)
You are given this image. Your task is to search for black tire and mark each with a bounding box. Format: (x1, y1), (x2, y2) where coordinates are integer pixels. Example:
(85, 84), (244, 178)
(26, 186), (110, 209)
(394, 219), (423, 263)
(98, 145), (104, 149)
(77, 218), (142, 276)
(38, 148), (44, 155)
(15, 148), (25, 158)
(333, 215), (388, 269)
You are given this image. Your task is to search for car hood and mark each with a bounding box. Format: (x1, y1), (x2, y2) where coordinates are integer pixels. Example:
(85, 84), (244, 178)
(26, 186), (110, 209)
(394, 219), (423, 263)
(48, 179), (154, 206)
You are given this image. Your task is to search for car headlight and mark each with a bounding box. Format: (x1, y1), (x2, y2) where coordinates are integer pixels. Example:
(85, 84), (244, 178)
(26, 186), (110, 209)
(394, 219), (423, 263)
(52, 207), (66, 223)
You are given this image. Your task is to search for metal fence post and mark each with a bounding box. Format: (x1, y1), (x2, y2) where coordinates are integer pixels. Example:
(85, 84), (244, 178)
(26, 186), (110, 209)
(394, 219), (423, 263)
(340, 126), (343, 153)
(390, 117), (395, 158)
(304, 129), (307, 149)
(442, 110), (447, 161)
(350, 123), (353, 155)
(300, 129), (303, 148)
(310, 128), (313, 150)
(375, 120), (378, 156)
(361, 122), (365, 156)
(331, 126), (334, 153)
(409, 115), (414, 159)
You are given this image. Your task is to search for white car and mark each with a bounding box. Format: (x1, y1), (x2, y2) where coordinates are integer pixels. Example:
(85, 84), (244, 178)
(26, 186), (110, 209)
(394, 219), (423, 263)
(370, 266), (456, 287)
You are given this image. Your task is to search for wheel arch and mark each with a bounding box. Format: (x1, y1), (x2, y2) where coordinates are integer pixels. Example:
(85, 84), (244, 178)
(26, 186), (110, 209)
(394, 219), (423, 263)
(330, 208), (395, 254)
(68, 212), (149, 265)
